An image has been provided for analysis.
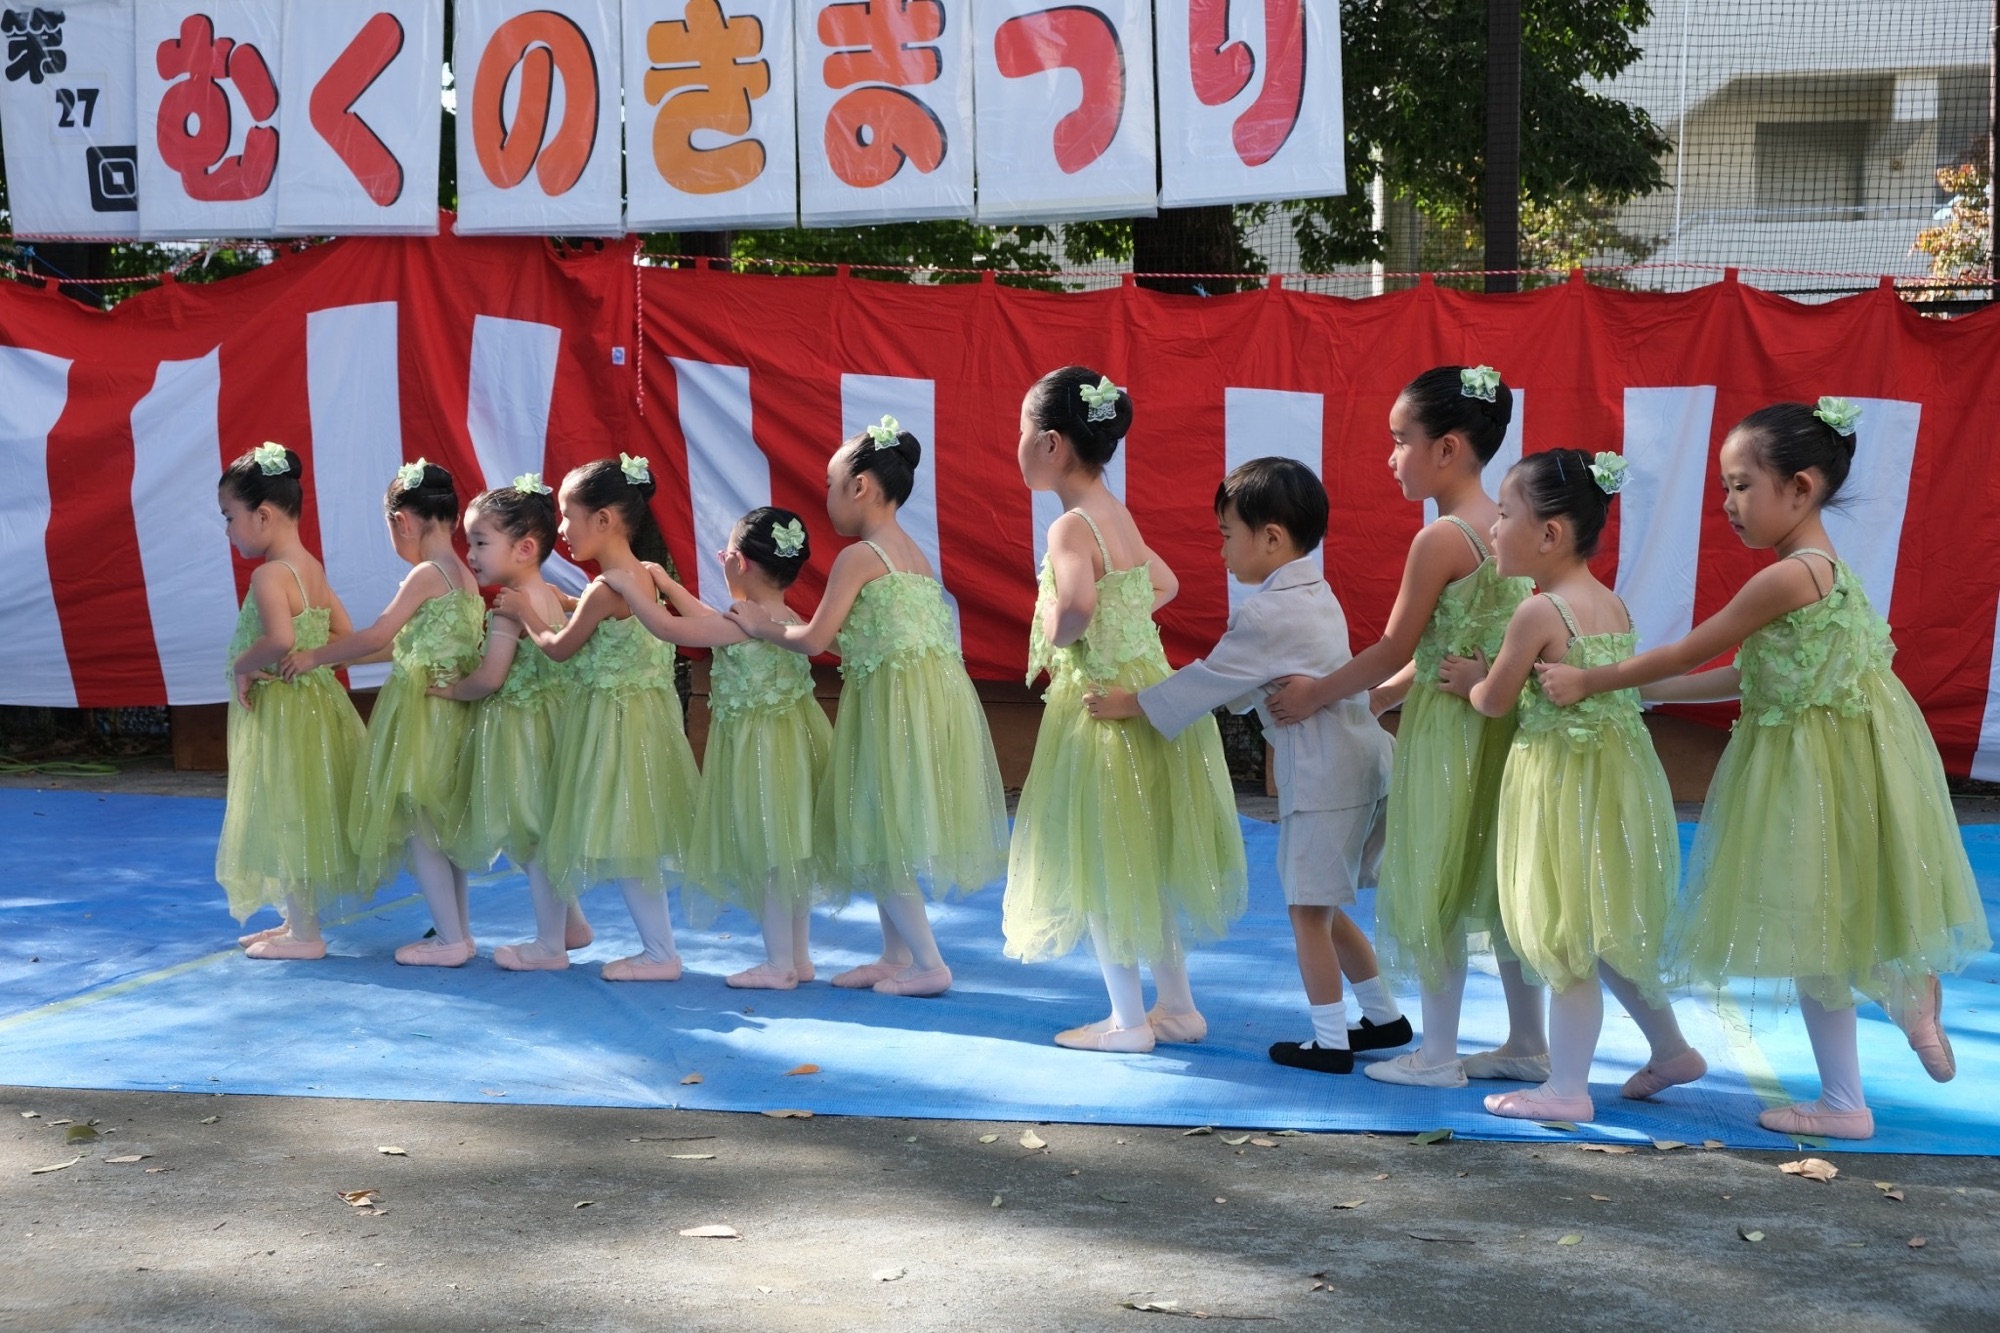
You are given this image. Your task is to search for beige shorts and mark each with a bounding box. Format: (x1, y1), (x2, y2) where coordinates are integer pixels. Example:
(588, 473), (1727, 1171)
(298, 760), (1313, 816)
(1277, 798), (1387, 908)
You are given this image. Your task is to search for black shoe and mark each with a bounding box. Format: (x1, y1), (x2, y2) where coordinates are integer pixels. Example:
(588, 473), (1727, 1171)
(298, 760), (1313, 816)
(1348, 1016), (1413, 1052)
(1268, 1040), (1354, 1074)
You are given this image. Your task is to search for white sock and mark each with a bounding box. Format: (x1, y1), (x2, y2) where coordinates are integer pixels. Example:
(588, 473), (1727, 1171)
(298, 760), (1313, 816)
(1546, 977), (1605, 1100)
(1308, 1001), (1351, 1050)
(617, 879), (678, 962)
(408, 835), (468, 945)
(1090, 917), (1150, 1030)
(1798, 985), (1866, 1113)
(1350, 975), (1400, 1025)
(1417, 963), (1467, 1066)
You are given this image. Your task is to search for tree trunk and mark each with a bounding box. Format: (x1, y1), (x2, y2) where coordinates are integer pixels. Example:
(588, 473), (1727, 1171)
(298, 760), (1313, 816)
(1131, 206), (1245, 294)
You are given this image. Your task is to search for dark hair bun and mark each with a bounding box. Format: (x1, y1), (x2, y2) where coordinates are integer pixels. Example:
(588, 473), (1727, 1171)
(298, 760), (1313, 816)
(1735, 402), (1856, 505)
(1027, 365), (1133, 473)
(734, 506), (811, 589)
(1508, 448), (1613, 558)
(386, 460), (460, 524)
(1400, 365), (1512, 463)
(846, 427), (923, 505)
(219, 444), (305, 518)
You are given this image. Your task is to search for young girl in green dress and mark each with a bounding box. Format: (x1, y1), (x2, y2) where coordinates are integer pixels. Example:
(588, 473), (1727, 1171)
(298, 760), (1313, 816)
(1438, 449), (1702, 1124)
(430, 477), (594, 971)
(1267, 366), (1547, 1088)
(215, 443), (367, 961)
(606, 507), (832, 990)
(283, 460), (484, 966)
(1003, 366), (1246, 1052)
(1537, 402), (1988, 1139)
(497, 455), (702, 982)
(728, 421), (1008, 999)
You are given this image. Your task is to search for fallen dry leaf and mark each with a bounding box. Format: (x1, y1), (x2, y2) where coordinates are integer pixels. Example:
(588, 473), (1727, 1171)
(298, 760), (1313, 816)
(783, 1064), (820, 1077)
(20, 1112), (38, 1119)
(479, 1089), (507, 1097)
(1411, 1128), (1453, 1146)
(1408, 1233), (1475, 1244)
(30, 1155), (84, 1175)
(377, 1146), (408, 1157)
(1248, 1138), (1278, 1149)
(1372, 1173), (1390, 1181)
(668, 1153), (715, 1161)
(1588, 1194), (1612, 1202)
(104, 1155), (149, 1165)
(573, 1201), (594, 1209)
(1019, 1129), (1047, 1150)
(680, 1073), (704, 1086)
(1536, 1121), (1579, 1133)
(991, 1195), (1003, 1207)
(761, 1109), (813, 1119)
(1213, 1196), (1227, 1204)
(1908, 1236), (1927, 1249)
(679, 1224), (741, 1239)
(1652, 1140), (1687, 1152)
(1740, 1227), (1765, 1243)
(872, 1267), (906, 1282)
(199, 1116), (219, 1125)
(1221, 1134), (1252, 1147)
(978, 1134), (999, 1144)
(1702, 1140), (1726, 1150)
(336, 1190), (381, 1207)
(64, 1125), (99, 1143)
(1883, 1188), (1906, 1203)
(1579, 1144), (1635, 1155)
(1182, 1126), (1215, 1137)
(1331, 1199), (1366, 1210)
(1557, 1234), (1583, 1246)
(144, 1167), (173, 1174)
(1779, 1157), (1838, 1184)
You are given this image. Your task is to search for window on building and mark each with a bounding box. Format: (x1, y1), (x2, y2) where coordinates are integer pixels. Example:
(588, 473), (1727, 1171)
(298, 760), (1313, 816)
(1755, 121), (1869, 218)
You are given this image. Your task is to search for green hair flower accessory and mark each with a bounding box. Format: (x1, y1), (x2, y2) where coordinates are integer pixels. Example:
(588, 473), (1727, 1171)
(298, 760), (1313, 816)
(619, 451), (652, 485)
(1814, 396), (1862, 437)
(1588, 451), (1629, 496)
(1459, 365), (1501, 402)
(865, 415), (901, 450)
(1078, 375), (1122, 423)
(396, 458), (429, 491)
(770, 517), (807, 558)
(512, 472), (551, 495)
(251, 441), (291, 476)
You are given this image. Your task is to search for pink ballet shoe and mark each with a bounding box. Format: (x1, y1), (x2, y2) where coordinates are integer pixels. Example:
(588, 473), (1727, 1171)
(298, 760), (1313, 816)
(493, 943), (569, 972)
(1758, 1102), (1875, 1140)
(1904, 974), (1956, 1083)
(1484, 1088), (1595, 1123)
(394, 936), (477, 967)
(1054, 1018), (1156, 1053)
(727, 963), (799, 990)
(244, 933), (327, 961)
(564, 919), (594, 951)
(1621, 1047), (1708, 1100)
(1145, 1005), (1208, 1044)
(602, 954), (683, 982)
(831, 961), (905, 989)
(237, 922), (290, 948)
(793, 959), (816, 983)
(873, 965), (952, 997)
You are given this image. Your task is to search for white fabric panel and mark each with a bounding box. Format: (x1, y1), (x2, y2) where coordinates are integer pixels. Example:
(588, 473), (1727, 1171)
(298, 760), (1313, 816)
(307, 302), (404, 688)
(0, 346), (77, 706)
(673, 358), (771, 603)
(275, 0), (442, 235)
(130, 350), (238, 704)
(1821, 396), (1920, 620)
(1032, 455), (1126, 571)
(132, 0), (287, 239)
(1970, 616), (2000, 780)
(972, 0), (1156, 223)
(465, 314), (587, 592)
(839, 374), (959, 638)
(1156, 0), (1345, 208)
(797, 0), (974, 225)
(1425, 389), (1525, 526)
(1615, 386), (1716, 654)
(624, 0), (798, 230)
(454, 0), (624, 235)
(1224, 386), (1321, 615)
(0, 0), (139, 237)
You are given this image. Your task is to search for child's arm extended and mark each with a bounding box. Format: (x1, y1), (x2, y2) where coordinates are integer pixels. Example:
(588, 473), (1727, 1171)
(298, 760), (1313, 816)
(1638, 666), (1742, 705)
(279, 562), (446, 680)
(727, 543), (878, 656)
(1436, 596), (1567, 718)
(431, 615), (521, 701)
(231, 564), (301, 708)
(504, 579), (625, 662)
(1265, 521), (1470, 724)
(1535, 558), (1824, 705)
(1370, 661), (1417, 715)
(1086, 602), (1274, 737)
(600, 566), (748, 650)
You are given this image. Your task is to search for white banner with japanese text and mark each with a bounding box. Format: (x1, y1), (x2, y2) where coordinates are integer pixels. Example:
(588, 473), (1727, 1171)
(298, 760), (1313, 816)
(0, 0), (139, 237)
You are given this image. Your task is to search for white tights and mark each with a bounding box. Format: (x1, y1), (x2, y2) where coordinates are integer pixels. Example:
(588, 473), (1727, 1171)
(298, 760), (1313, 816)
(1544, 966), (1694, 1099)
(1089, 916), (1197, 1032)
(618, 879), (678, 963)
(876, 892), (944, 972)
(1415, 950), (1548, 1067)
(408, 832), (470, 944)
(1797, 984), (1866, 1113)
(759, 895), (813, 971)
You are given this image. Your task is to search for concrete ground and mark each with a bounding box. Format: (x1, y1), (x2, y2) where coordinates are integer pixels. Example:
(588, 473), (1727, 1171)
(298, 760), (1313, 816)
(3, 761), (1999, 1330)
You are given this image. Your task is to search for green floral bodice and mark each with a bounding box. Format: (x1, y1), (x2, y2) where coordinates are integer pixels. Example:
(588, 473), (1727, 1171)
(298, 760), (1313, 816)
(710, 636), (815, 722)
(836, 572), (957, 679)
(1414, 545), (1533, 681)
(493, 612), (565, 708)
(1027, 561), (1163, 691)
(571, 610), (677, 695)
(1516, 628), (1646, 749)
(392, 589), (485, 688)
(1735, 557), (1892, 727)
(226, 597), (332, 683)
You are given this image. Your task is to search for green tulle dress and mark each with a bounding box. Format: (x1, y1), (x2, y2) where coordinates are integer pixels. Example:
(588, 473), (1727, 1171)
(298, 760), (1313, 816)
(1496, 595), (1679, 1003)
(815, 543), (1009, 900)
(214, 567), (367, 922)
(683, 633), (832, 926)
(347, 576), (485, 892)
(541, 606), (700, 900)
(445, 613), (567, 872)
(1378, 516), (1535, 988)
(1003, 513), (1247, 966)
(1672, 550), (1990, 1012)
